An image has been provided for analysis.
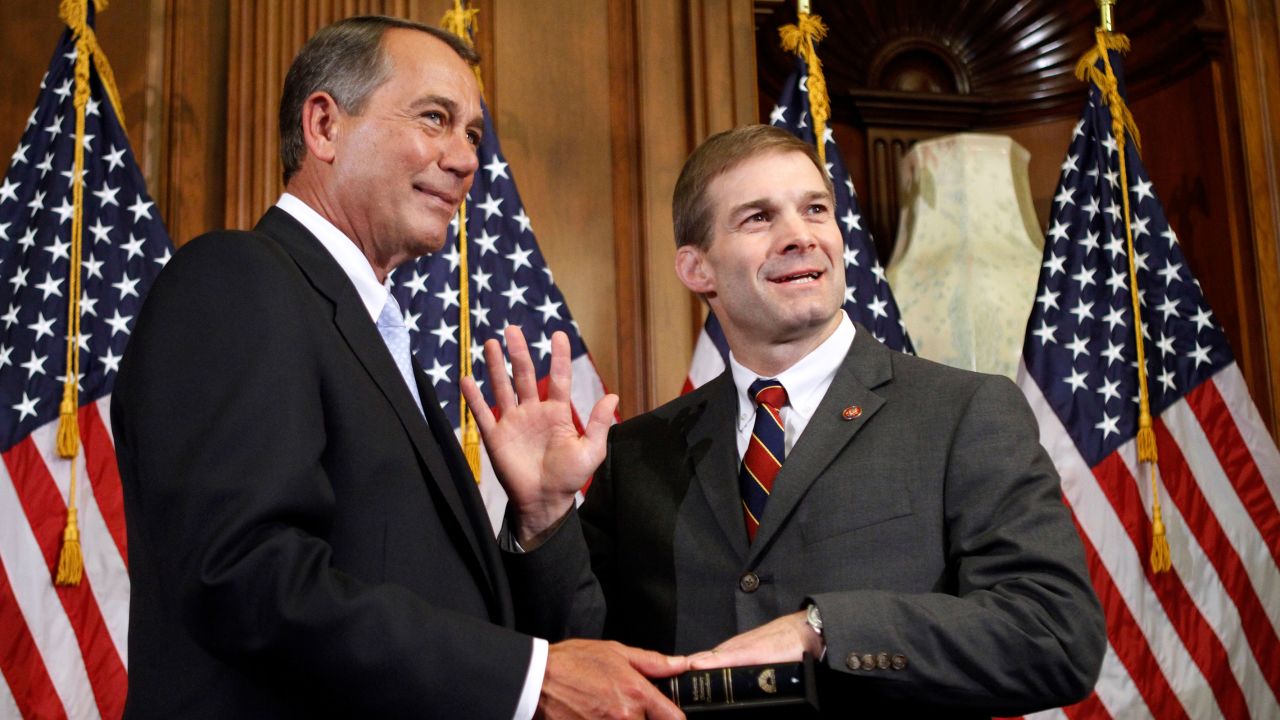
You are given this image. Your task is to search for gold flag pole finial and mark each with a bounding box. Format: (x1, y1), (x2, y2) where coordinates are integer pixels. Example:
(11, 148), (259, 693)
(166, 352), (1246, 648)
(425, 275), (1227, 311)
(1098, 0), (1116, 33)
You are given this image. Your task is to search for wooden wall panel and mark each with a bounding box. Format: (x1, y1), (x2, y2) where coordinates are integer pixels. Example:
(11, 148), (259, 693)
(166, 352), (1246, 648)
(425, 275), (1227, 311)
(489, 0), (620, 407)
(1224, 0), (1280, 434)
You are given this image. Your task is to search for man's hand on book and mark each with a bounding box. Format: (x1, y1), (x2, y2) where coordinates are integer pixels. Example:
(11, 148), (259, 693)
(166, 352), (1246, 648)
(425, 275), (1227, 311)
(686, 611), (824, 670)
(540, 639), (688, 719)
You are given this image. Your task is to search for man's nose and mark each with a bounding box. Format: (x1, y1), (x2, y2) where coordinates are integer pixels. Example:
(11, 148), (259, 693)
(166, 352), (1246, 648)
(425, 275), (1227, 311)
(440, 129), (480, 178)
(776, 211), (818, 254)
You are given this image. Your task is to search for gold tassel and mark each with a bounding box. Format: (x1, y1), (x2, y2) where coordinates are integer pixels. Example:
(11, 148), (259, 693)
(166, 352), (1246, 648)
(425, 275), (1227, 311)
(1149, 479), (1172, 573)
(1081, 30), (1169, 573)
(56, 508), (84, 586)
(56, 392), (80, 458)
(441, 0), (484, 93)
(55, 0), (125, 587)
(779, 13), (831, 165)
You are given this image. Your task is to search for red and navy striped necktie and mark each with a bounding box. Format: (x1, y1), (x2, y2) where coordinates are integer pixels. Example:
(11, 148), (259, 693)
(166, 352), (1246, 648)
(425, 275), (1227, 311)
(739, 378), (788, 542)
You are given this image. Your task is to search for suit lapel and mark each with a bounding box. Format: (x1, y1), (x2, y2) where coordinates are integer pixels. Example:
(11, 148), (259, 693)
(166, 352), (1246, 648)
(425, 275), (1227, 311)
(747, 325), (893, 562)
(255, 209), (495, 595)
(686, 373), (752, 560)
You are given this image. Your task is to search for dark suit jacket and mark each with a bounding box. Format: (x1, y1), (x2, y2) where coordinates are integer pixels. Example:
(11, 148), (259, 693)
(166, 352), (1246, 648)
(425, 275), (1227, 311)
(507, 325), (1106, 717)
(114, 208), (532, 718)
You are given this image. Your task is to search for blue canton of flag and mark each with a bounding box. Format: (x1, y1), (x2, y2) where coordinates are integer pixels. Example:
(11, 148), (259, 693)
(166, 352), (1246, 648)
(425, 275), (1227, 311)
(1018, 42), (1280, 718)
(388, 102), (609, 526)
(686, 58), (913, 390)
(1, 50), (171, 452)
(0, 10), (172, 719)
(1021, 62), (1230, 466)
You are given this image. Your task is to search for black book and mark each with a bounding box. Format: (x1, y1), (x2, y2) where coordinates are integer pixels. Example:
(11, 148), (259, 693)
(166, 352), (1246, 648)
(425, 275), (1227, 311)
(652, 653), (820, 716)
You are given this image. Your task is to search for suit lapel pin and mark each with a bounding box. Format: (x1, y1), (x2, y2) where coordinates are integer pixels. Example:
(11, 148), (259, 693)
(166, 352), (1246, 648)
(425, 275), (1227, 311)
(841, 405), (862, 420)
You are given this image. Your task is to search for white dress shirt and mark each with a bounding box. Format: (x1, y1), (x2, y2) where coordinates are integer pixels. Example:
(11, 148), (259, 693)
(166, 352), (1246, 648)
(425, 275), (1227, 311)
(275, 194), (547, 720)
(728, 313), (856, 460)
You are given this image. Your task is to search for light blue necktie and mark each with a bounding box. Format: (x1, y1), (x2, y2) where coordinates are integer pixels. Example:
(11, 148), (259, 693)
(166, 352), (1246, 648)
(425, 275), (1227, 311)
(376, 293), (424, 416)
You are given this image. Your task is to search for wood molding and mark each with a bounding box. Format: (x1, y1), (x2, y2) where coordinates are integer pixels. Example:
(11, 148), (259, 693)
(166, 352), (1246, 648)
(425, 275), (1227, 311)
(1224, 0), (1280, 438)
(160, 0), (229, 247)
(608, 0), (651, 417)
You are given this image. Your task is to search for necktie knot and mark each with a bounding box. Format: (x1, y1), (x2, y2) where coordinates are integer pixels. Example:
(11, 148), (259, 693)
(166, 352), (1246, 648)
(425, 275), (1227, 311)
(378, 294), (405, 329)
(749, 378), (788, 412)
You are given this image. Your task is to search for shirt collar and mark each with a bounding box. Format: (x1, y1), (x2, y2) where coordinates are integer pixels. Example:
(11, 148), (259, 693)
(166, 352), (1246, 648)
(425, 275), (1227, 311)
(276, 193), (389, 322)
(729, 314), (856, 430)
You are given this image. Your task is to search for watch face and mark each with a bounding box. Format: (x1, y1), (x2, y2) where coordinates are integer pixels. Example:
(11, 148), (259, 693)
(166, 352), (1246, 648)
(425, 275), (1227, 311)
(807, 604), (823, 634)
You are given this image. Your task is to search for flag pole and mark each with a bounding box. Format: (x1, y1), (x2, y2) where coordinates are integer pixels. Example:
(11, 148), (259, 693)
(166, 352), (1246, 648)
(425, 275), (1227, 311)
(1077, 2), (1170, 573)
(441, 0), (484, 480)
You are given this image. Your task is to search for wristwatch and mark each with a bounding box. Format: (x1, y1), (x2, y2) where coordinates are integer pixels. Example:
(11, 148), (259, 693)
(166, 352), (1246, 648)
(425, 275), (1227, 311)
(805, 602), (823, 637)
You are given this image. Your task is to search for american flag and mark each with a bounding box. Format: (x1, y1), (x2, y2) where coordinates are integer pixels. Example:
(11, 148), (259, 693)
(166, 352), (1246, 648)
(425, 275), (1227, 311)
(389, 101), (610, 529)
(0, 11), (172, 720)
(684, 57), (913, 391)
(1016, 42), (1280, 719)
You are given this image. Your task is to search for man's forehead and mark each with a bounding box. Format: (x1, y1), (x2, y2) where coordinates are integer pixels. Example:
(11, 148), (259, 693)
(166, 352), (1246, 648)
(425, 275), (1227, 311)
(712, 149), (829, 204)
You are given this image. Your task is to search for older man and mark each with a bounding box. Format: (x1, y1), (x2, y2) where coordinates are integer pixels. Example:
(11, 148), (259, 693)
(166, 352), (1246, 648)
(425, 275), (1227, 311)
(113, 16), (683, 719)
(468, 124), (1107, 717)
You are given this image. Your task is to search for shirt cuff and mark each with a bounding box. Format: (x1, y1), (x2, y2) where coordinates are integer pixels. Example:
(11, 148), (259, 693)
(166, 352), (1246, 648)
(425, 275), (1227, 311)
(512, 637), (548, 720)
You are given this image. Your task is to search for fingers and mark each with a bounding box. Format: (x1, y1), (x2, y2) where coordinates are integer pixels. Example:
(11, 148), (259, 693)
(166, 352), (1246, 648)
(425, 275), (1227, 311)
(504, 325), (540, 402)
(617, 644), (688, 679)
(459, 376), (495, 433)
(483, 337), (516, 411)
(583, 394), (619, 449)
(546, 331), (572, 403)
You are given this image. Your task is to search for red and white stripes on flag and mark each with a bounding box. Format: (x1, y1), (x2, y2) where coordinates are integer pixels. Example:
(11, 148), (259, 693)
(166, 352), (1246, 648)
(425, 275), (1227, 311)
(1, 399), (130, 719)
(1019, 365), (1280, 719)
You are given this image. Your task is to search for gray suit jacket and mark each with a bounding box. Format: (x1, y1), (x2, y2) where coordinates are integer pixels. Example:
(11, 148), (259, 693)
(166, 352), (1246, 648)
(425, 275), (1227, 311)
(507, 325), (1105, 716)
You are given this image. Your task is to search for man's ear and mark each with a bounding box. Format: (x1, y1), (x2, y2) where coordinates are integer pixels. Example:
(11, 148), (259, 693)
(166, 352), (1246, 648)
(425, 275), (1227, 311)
(300, 91), (342, 164)
(675, 245), (715, 295)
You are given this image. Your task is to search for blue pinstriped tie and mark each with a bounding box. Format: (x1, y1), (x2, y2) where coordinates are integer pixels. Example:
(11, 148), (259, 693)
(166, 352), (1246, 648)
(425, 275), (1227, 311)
(739, 378), (787, 543)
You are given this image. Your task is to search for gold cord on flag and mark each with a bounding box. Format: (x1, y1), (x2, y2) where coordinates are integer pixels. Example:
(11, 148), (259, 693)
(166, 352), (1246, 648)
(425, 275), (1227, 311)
(53, 0), (125, 586)
(779, 9), (830, 165)
(442, 0), (483, 479)
(1075, 29), (1171, 573)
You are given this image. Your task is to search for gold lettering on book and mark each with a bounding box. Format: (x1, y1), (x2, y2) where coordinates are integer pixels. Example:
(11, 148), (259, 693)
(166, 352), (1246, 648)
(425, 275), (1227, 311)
(692, 672), (711, 702)
(758, 668), (777, 693)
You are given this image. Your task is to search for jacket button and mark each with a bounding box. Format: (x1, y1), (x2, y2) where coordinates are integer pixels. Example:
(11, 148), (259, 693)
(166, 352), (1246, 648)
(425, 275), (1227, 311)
(876, 652), (891, 670)
(861, 653), (875, 670)
(892, 654), (908, 670)
(846, 653), (861, 670)
(738, 571), (760, 593)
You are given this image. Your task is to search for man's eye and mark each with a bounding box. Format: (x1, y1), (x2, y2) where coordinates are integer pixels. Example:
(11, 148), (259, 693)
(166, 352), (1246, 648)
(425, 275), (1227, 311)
(807, 203), (829, 215)
(746, 212), (768, 223)
(467, 131), (482, 147)
(423, 111), (445, 125)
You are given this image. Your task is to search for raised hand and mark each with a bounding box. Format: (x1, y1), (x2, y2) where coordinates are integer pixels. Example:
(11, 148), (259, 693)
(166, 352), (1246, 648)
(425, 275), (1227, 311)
(460, 326), (618, 547)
